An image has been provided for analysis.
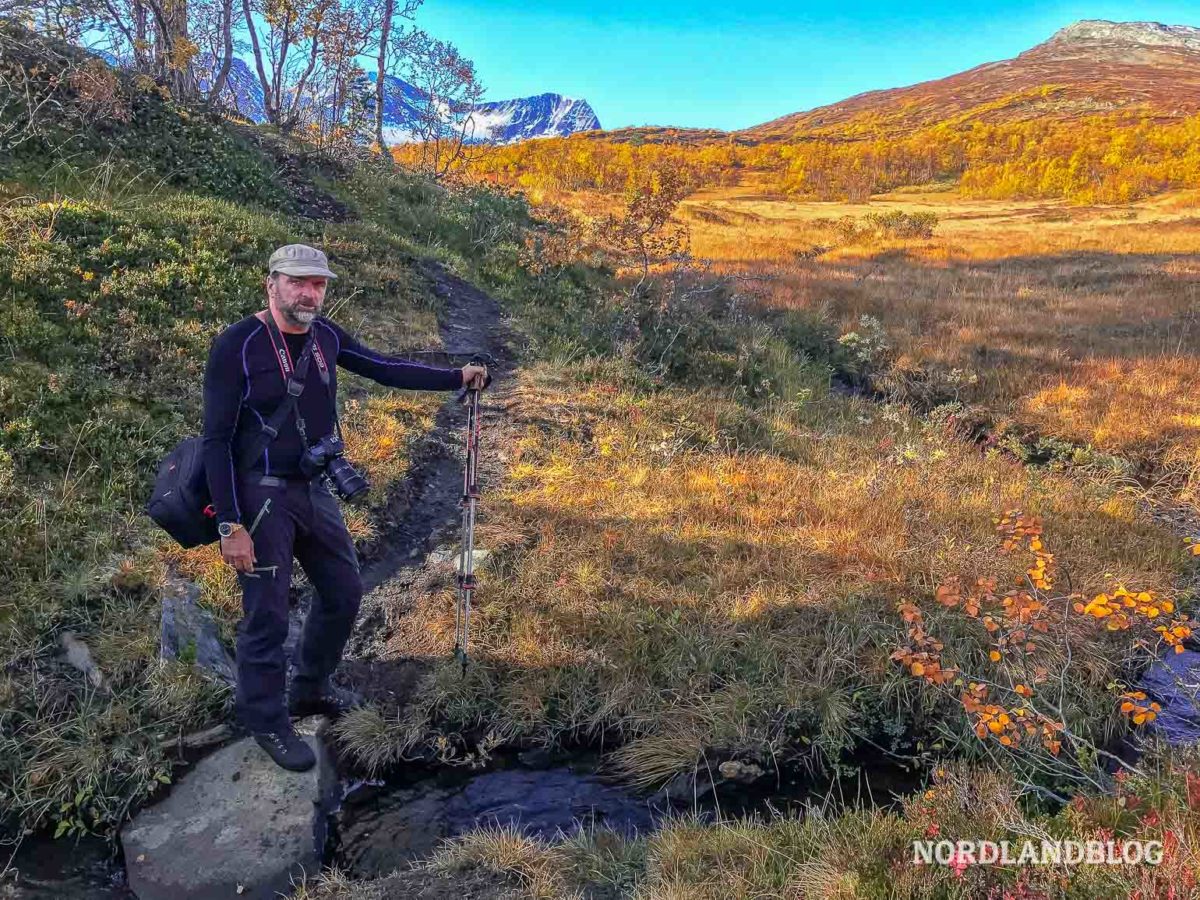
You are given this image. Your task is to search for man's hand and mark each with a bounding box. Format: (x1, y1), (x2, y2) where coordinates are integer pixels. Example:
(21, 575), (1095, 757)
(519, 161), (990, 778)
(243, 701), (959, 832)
(462, 363), (489, 390)
(221, 529), (257, 573)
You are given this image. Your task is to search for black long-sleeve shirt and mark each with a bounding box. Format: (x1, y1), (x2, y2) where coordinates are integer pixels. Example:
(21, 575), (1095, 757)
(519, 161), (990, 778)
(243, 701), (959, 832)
(202, 312), (463, 523)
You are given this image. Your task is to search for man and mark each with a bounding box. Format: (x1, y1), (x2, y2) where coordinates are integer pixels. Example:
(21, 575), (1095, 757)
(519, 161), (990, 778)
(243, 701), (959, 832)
(202, 244), (488, 771)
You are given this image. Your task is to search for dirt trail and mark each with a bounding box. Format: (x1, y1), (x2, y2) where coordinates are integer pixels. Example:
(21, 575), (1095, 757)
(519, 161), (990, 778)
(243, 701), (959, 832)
(299, 260), (522, 709)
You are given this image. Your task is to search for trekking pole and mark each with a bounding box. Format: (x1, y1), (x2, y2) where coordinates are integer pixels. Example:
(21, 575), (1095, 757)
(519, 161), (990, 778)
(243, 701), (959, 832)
(453, 357), (487, 674)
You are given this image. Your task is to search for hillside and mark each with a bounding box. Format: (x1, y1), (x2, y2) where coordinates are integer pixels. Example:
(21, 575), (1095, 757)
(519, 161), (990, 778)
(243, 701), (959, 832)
(743, 20), (1200, 141)
(590, 19), (1200, 147)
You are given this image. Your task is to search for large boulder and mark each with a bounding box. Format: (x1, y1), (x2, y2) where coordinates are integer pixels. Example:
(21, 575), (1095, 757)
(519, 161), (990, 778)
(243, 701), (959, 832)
(121, 717), (336, 900)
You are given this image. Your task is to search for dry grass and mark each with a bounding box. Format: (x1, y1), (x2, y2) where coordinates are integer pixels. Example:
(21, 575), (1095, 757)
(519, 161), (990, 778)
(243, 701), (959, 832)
(340, 389), (441, 487)
(427, 825), (578, 900)
(343, 359), (1186, 786)
(664, 184), (1200, 494)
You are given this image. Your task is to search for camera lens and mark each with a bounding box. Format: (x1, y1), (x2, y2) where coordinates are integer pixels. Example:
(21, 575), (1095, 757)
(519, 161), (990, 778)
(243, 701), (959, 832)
(326, 456), (370, 502)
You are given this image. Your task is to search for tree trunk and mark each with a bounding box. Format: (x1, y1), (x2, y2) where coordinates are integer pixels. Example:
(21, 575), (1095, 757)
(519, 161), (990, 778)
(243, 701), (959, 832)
(148, 0), (196, 99)
(374, 0), (392, 161)
(242, 0), (276, 124)
(283, 8), (322, 130)
(271, 15), (292, 122)
(204, 0), (235, 110)
(132, 0), (150, 71)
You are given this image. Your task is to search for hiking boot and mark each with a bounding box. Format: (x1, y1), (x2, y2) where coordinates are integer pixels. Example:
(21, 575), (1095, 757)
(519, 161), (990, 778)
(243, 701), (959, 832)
(287, 680), (364, 720)
(252, 726), (316, 772)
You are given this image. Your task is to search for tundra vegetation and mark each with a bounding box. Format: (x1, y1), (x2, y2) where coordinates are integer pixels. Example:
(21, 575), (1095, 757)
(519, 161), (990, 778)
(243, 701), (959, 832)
(3, 11), (1200, 899)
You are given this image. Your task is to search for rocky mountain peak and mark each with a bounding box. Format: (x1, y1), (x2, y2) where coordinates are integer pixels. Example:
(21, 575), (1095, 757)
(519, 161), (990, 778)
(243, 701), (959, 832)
(1035, 20), (1200, 57)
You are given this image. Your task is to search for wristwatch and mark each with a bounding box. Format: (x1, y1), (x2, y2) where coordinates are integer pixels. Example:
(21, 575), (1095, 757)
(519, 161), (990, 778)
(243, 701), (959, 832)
(218, 521), (244, 539)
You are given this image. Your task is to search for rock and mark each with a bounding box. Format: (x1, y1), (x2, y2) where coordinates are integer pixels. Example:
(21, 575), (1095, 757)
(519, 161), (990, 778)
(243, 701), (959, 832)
(467, 549), (491, 570)
(158, 724), (233, 751)
(122, 717), (336, 900)
(60, 631), (107, 692)
(1140, 649), (1200, 744)
(425, 547), (490, 573)
(718, 760), (764, 783)
(160, 583), (236, 688)
(654, 770), (715, 804)
(516, 747), (556, 768)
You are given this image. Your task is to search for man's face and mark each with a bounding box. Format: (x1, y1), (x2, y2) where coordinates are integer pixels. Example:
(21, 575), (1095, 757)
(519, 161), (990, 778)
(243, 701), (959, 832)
(269, 273), (328, 326)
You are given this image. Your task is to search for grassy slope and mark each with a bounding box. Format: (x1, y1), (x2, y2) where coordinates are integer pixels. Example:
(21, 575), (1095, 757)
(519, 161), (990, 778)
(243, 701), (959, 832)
(0, 30), (575, 835)
(336, 203), (1199, 896)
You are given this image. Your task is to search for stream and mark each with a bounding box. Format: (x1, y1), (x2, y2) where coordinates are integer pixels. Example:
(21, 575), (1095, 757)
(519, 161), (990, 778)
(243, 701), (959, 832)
(329, 747), (924, 879)
(2, 741), (923, 898)
(10, 640), (1200, 899)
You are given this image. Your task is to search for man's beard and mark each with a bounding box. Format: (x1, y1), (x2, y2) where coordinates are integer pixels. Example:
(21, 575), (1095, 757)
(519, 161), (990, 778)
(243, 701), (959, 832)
(282, 300), (319, 326)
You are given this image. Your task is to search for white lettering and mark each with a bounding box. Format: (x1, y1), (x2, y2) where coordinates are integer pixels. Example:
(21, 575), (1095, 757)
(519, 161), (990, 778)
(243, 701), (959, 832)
(911, 838), (1165, 867)
(1041, 840), (1061, 864)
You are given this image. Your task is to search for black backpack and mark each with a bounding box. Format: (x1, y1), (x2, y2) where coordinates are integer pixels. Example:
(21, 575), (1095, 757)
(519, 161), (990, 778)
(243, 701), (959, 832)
(145, 326), (317, 548)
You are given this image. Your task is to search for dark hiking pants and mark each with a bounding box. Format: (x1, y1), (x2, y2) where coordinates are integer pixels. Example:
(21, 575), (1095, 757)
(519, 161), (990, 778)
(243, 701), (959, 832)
(232, 474), (363, 733)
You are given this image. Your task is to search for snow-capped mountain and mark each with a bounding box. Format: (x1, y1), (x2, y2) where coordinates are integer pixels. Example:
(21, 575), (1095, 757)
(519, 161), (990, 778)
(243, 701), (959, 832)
(1039, 19), (1200, 55)
(90, 47), (599, 144)
(369, 75), (600, 144)
(468, 93), (600, 142)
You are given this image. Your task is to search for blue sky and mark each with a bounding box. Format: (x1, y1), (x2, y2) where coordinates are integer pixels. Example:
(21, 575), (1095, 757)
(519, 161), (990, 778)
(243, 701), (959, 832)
(414, 1), (1200, 130)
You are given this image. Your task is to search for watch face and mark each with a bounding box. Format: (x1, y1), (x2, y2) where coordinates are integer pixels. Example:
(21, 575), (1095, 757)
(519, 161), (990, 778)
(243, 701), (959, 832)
(219, 523), (233, 537)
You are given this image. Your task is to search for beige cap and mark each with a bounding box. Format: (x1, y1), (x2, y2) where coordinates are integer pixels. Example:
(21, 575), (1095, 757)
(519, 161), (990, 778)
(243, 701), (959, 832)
(268, 244), (338, 279)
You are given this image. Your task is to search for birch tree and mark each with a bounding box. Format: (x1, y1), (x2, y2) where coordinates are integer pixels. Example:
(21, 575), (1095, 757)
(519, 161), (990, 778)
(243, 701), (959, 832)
(370, 0), (420, 161)
(401, 33), (483, 178)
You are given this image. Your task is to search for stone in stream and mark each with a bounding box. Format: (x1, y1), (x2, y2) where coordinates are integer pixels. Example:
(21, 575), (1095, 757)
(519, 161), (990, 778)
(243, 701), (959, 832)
(1140, 649), (1200, 744)
(121, 717), (337, 900)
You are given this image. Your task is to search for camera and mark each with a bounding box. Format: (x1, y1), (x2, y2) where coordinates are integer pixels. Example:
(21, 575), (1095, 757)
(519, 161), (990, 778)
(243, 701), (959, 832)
(300, 434), (370, 502)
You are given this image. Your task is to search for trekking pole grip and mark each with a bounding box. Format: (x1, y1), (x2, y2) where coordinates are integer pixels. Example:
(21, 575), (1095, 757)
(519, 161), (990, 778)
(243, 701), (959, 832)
(456, 353), (493, 404)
